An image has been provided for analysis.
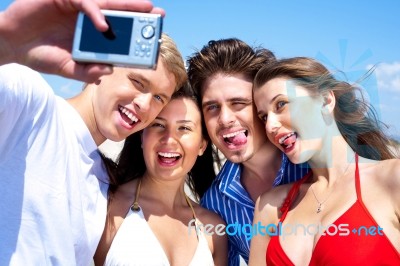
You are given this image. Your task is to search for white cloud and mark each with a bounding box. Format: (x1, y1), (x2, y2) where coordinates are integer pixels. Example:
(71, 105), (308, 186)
(367, 61), (400, 92)
(364, 62), (400, 139)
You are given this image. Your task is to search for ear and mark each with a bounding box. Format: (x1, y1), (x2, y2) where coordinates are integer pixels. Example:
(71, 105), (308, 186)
(321, 91), (335, 125)
(198, 139), (208, 156)
(321, 90), (335, 114)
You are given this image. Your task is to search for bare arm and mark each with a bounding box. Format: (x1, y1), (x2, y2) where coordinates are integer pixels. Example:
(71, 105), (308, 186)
(248, 195), (272, 266)
(387, 159), (400, 224)
(249, 185), (289, 266)
(212, 227), (228, 266)
(0, 0), (164, 82)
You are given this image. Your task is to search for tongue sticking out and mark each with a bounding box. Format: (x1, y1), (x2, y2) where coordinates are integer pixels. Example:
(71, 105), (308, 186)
(283, 134), (297, 146)
(227, 132), (247, 145)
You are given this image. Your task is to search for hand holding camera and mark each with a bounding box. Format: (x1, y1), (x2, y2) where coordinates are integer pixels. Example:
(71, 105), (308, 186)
(0, 0), (164, 82)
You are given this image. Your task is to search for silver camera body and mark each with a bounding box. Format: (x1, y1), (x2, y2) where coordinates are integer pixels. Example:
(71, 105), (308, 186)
(72, 10), (163, 69)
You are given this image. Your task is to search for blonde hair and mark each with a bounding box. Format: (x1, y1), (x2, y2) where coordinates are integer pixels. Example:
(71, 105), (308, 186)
(82, 33), (187, 91)
(159, 33), (187, 91)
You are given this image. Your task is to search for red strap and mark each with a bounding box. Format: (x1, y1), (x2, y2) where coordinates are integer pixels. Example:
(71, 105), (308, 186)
(279, 171), (312, 221)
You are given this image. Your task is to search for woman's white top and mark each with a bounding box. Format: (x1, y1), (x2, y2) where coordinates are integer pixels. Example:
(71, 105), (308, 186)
(104, 206), (214, 266)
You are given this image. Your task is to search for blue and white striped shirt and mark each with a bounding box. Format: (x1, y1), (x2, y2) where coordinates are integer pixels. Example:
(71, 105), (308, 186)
(200, 153), (308, 266)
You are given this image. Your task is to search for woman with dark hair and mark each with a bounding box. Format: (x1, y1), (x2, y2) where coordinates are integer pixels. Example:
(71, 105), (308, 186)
(249, 57), (400, 265)
(94, 85), (227, 265)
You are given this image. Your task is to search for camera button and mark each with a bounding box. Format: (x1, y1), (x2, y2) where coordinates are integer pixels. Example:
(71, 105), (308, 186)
(141, 44), (148, 51)
(142, 25), (155, 39)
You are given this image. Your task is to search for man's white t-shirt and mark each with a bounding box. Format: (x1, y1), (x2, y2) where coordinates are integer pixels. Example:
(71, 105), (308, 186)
(0, 64), (109, 265)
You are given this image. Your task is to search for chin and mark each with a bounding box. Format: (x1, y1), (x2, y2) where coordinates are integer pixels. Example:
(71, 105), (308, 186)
(288, 151), (311, 165)
(226, 151), (253, 164)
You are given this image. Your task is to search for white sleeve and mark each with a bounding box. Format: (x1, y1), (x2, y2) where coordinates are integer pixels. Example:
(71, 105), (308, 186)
(0, 63), (54, 157)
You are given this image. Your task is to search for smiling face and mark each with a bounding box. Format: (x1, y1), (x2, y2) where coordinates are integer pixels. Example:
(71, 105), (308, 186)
(254, 77), (329, 164)
(200, 73), (267, 163)
(91, 58), (177, 143)
(141, 97), (207, 181)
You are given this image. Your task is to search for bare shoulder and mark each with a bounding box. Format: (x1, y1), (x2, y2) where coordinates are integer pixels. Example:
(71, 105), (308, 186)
(381, 158), (400, 175)
(254, 184), (293, 225)
(359, 158), (400, 203)
(192, 202), (226, 226)
(190, 201), (228, 264)
(361, 158), (400, 227)
(377, 158), (400, 190)
(258, 183), (292, 211)
(365, 158), (400, 187)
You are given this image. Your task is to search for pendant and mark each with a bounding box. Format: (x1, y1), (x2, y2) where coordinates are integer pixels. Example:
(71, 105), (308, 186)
(131, 202), (141, 212)
(317, 203), (322, 213)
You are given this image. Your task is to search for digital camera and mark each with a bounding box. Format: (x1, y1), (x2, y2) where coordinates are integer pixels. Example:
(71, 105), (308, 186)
(72, 10), (163, 69)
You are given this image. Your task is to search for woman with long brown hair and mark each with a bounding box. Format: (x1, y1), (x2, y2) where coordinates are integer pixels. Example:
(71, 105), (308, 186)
(249, 57), (400, 265)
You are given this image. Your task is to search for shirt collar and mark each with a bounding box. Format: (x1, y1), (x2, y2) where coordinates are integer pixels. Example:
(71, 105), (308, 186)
(218, 161), (254, 208)
(217, 153), (289, 207)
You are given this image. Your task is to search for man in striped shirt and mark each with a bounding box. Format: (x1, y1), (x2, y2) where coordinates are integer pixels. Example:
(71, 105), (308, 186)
(187, 38), (308, 265)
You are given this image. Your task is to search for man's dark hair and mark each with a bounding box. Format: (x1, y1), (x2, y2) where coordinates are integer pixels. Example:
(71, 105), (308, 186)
(187, 38), (276, 98)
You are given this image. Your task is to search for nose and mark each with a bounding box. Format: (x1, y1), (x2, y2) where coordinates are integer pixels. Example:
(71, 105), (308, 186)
(159, 129), (177, 145)
(218, 105), (235, 126)
(132, 93), (152, 113)
(265, 113), (281, 135)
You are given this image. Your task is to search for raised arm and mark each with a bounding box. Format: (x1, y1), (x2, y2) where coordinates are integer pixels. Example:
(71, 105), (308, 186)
(0, 0), (164, 82)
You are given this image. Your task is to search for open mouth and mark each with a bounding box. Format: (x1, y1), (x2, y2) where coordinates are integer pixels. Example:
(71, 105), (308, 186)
(119, 105), (139, 125)
(278, 132), (297, 150)
(222, 130), (248, 146)
(158, 152), (182, 164)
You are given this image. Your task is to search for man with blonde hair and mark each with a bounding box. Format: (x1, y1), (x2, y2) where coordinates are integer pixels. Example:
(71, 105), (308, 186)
(0, 1), (186, 265)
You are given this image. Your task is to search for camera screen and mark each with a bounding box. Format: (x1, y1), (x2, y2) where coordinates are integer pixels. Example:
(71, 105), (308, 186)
(79, 15), (133, 55)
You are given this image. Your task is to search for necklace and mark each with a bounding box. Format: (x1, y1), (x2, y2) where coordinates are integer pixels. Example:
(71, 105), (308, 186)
(309, 156), (354, 213)
(130, 179), (142, 212)
(130, 178), (195, 214)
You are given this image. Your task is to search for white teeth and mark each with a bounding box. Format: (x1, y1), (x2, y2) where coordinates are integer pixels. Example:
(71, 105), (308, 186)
(223, 130), (246, 138)
(119, 106), (138, 123)
(158, 152), (180, 158)
(279, 132), (295, 144)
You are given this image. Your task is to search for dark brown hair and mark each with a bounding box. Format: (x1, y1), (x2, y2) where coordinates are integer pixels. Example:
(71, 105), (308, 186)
(254, 57), (396, 160)
(187, 38), (276, 98)
(101, 83), (217, 201)
(187, 38), (277, 168)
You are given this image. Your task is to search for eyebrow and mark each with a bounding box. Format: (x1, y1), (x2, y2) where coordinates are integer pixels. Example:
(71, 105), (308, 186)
(270, 94), (284, 104)
(256, 94), (284, 116)
(154, 117), (196, 125)
(130, 72), (171, 101)
(228, 97), (252, 103)
(202, 97), (252, 108)
(177, 120), (196, 125)
(202, 100), (217, 109)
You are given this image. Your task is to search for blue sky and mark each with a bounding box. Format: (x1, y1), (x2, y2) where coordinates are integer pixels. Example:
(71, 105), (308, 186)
(2, 1), (400, 139)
